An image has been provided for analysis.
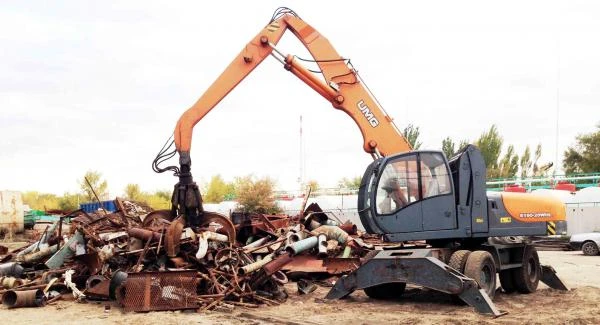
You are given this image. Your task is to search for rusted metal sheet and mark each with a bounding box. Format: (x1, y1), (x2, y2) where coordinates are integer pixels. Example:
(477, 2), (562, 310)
(232, 213), (291, 236)
(338, 223), (358, 235)
(121, 271), (198, 312)
(281, 255), (327, 273)
(323, 257), (361, 274)
(282, 255), (360, 274)
(165, 219), (184, 257)
(85, 275), (111, 300)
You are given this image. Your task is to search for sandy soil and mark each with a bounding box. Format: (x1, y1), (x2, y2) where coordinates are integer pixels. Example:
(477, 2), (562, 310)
(1, 250), (599, 325)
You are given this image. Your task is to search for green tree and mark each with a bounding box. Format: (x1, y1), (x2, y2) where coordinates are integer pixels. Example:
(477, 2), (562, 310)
(563, 125), (600, 174)
(441, 137), (455, 158)
(441, 137), (469, 158)
(519, 144), (548, 178)
(402, 124), (422, 150)
(22, 191), (59, 211)
(234, 175), (281, 214)
(154, 190), (171, 201)
(204, 175), (235, 203)
(338, 176), (362, 190)
(475, 125), (503, 177)
(79, 170), (108, 201)
(307, 180), (320, 192)
(519, 145), (532, 178)
(495, 145), (519, 178)
(145, 191), (171, 210)
(58, 193), (80, 211)
(124, 183), (144, 201)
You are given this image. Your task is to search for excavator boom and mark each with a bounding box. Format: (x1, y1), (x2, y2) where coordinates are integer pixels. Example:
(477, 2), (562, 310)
(174, 11), (411, 157)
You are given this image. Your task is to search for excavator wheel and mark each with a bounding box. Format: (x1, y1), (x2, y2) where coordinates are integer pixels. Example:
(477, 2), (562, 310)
(464, 250), (497, 299)
(448, 250), (471, 304)
(363, 282), (406, 300)
(512, 246), (540, 293)
(499, 270), (517, 293)
(448, 250), (471, 272)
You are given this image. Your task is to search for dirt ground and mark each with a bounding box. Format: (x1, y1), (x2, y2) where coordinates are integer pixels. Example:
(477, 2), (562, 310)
(1, 249), (599, 325)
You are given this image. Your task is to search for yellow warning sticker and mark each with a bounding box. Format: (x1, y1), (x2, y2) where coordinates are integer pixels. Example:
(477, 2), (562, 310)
(500, 217), (512, 223)
(547, 221), (556, 235)
(475, 217), (484, 223)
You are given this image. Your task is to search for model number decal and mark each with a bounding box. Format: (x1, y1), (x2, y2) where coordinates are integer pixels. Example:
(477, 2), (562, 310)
(357, 100), (380, 127)
(519, 212), (551, 219)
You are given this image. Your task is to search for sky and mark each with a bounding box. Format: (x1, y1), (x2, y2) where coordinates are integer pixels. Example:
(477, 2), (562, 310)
(1, 1), (599, 197)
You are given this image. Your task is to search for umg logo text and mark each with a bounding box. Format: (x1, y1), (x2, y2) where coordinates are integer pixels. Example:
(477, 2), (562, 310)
(357, 100), (379, 127)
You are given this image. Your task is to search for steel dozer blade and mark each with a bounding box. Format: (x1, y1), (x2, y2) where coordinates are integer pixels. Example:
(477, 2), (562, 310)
(540, 265), (569, 291)
(325, 249), (504, 316)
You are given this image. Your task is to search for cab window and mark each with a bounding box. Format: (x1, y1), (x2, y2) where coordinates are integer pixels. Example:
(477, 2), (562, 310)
(375, 152), (451, 215)
(420, 152), (452, 199)
(376, 154), (419, 215)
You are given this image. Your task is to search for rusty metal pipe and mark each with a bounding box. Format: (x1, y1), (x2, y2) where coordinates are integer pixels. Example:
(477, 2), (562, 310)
(244, 237), (286, 254)
(17, 221), (59, 258)
(0, 263), (24, 277)
(262, 253), (293, 276)
(312, 225), (350, 244)
(0, 276), (24, 289)
(242, 237), (270, 250)
(16, 245), (58, 263)
(238, 254), (274, 275)
(128, 228), (161, 242)
(317, 234), (328, 258)
(195, 231), (229, 260)
(341, 245), (352, 258)
(2, 289), (47, 308)
(285, 236), (318, 255)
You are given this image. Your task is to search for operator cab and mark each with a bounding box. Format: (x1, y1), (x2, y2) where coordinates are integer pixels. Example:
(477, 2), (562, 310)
(358, 150), (457, 237)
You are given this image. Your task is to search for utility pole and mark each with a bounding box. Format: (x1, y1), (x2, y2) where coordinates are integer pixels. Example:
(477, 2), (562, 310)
(554, 32), (561, 179)
(298, 115), (305, 190)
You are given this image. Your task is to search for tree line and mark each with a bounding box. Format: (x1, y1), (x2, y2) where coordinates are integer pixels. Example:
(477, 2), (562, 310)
(404, 123), (599, 179)
(22, 124), (599, 212)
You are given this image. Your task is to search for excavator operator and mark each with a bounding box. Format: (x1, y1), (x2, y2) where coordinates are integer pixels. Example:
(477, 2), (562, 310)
(378, 178), (409, 214)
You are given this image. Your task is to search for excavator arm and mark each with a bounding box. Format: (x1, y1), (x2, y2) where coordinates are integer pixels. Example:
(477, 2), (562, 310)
(174, 10), (410, 156)
(166, 8), (411, 226)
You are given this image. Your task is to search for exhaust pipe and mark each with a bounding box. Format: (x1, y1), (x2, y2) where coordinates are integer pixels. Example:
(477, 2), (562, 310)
(2, 289), (47, 308)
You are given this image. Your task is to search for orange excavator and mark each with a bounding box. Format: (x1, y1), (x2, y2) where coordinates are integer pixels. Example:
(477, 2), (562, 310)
(153, 8), (567, 315)
(153, 7), (411, 229)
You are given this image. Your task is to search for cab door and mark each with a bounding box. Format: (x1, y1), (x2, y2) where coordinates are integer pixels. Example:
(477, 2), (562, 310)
(370, 152), (423, 233)
(358, 151), (456, 234)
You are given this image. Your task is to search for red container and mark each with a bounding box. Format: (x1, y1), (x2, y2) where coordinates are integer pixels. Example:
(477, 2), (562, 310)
(504, 184), (526, 193)
(554, 181), (576, 192)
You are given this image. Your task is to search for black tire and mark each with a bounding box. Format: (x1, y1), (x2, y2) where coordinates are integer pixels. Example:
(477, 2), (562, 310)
(582, 241), (600, 256)
(499, 270), (517, 293)
(448, 250), (471, 272)
(512, 246), (540, 294)
(448, 250), (471, 305)
(364, 282), (406, 300)
(464, 250), (497, 299)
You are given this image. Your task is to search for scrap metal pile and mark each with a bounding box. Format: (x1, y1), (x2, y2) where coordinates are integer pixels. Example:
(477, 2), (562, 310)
(0, 198), (366, 312)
